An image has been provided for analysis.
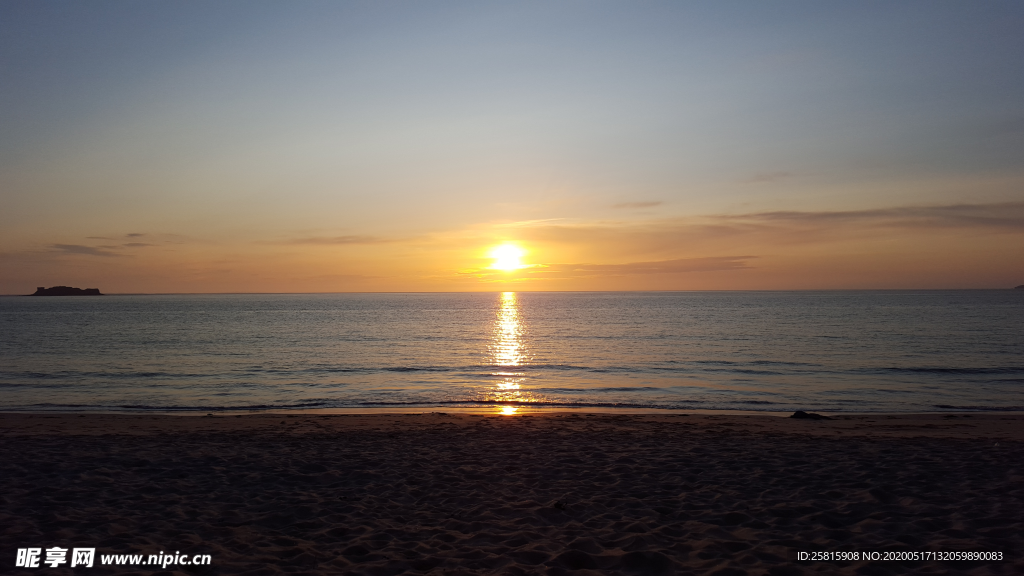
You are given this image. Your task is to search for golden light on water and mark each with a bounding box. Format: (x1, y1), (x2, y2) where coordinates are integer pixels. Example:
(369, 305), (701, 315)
(493, 292), (525, 367)
(488, 291), (534, 409)
(494, 376), (520, 390)
(488, 243), (527, 271)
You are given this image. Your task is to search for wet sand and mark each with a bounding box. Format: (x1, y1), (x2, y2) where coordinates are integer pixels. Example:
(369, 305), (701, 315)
(1, 412), (1021, 575)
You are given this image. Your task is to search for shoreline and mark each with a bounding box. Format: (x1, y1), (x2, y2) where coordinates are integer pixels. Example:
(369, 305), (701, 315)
(3, 406), (1023, 416)
(3, 411), (1024, 440)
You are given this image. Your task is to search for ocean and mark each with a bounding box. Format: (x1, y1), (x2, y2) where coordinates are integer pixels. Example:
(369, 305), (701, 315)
(1, 291), (1021, 413)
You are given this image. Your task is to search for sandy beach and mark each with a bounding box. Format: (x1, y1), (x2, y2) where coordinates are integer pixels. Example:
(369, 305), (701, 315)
(2, 412), (1021, 575)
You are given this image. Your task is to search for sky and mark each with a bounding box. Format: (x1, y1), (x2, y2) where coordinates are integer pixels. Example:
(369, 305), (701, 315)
(2, 0), (1023, 293)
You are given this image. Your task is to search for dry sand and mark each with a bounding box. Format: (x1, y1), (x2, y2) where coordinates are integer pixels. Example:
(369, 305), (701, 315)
(1, 412), (1021, 575)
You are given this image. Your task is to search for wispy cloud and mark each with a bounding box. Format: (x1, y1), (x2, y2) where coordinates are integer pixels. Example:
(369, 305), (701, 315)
(126, 233), (145, 238)
(123, 242), (154, 248)
(722, 202), (1024, 230)
(495, 218), (567, 228)
(461, 256), (756, 281)
(612, 201), (663, 209)
(489, 201), (1024, 269)
(537, 256), (756, 277)
(288, 235), (394, 245)
(50, 244), (121, 257)
(513, 202), (1024, 246)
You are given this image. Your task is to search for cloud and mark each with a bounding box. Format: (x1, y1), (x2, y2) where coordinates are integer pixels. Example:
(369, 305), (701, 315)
(461, 256), (756, 281)
(122, 243), (154, 248)
(537, 256), (756, 277)
(126, 233), (145, 237)
(518, 202), (1024, 246)
(745, 171), (794, 183)
(288, 235), (394, 245)
(491, 201), (1024, 268)
(498, 218), (566, 228)
(50, 244), (121, 257)
(724, 202), (1024, 231)
(612, 201), (663, 209)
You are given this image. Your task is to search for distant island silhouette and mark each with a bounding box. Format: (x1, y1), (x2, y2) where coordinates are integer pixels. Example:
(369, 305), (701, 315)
(31, 286), (103, 296)
(1017, 285), (1024, 290)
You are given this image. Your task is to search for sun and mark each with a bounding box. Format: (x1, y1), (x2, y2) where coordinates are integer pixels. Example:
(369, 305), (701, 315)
(488, 243), (527, 271)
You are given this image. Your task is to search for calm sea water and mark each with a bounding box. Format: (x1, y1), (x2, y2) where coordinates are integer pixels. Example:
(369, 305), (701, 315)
(1, 291), (1021, 413)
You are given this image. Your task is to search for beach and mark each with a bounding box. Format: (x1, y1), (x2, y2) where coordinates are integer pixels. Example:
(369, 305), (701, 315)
(5, 2), (1024, 574)
(1, 412), (1021, 575)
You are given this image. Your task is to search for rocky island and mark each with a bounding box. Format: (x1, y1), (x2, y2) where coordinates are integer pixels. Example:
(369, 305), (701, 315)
(31, 286), (103, 296)
(1016, 285), (1024, 290)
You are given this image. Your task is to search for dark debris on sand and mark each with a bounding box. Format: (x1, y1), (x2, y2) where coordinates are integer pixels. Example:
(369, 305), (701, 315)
(790, 411), (832, 420)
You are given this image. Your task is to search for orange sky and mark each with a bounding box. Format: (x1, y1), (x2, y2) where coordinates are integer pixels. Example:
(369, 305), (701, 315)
(2, 3), (1023, 293)
(4, 201), (1022, 293)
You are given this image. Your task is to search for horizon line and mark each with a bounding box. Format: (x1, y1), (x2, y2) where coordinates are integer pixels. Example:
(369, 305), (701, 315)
(4, 287), (1022, 296)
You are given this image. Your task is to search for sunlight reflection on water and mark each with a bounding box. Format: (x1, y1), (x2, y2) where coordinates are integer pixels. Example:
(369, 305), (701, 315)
(489, 292), (534, 409)
(493, 292), (525, 367)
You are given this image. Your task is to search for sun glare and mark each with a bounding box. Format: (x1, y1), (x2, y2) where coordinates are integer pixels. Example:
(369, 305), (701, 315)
(488, 244), (526, 271)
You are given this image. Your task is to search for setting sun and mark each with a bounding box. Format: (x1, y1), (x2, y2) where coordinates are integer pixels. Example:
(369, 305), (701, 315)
(488, 244), (527, 271)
